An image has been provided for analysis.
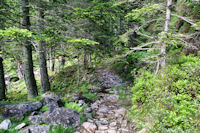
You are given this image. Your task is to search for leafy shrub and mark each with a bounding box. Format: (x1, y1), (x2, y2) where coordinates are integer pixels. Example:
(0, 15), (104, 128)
(64, 102), (85, 113)
(48, 125), (75, 133)
(40, 106), (50, 112)
(131, 55), (200, 132)
(82, 92), (98, 101)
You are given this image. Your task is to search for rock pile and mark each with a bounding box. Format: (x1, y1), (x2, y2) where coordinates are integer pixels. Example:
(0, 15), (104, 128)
(77, 94), (137, 133)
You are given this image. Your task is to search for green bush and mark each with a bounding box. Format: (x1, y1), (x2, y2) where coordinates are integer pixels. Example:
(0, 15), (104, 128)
(82, 92), (98, 101)
(131, 55), (200, 132)
(48, 125), (75, 133)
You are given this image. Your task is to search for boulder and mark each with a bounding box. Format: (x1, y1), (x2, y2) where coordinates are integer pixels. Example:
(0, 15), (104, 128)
(41, 93), (64, 111)
(89, 86), (102, 93)
(0, 102), (42, 119)
(20, 125), (50, 133)
(96, 70), (123, 89)
(104, 94), (119, 103)
(0, 119), (12, 130)
(28, 115), (43, 124)
(42, 108), (80, 128)
(41, 93), (60, 101)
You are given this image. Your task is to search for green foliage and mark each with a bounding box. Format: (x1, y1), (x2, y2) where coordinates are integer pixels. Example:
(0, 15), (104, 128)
(0, 27), (32, 40)
(40, 106), (50, 112)
(111, 51), (146, 81)
(68, 38), (99, 50)
(48, 125), (75, 133)
(131, 55), (200, 132)
(126, 4), (161, 23)
(64, 102), (85, 113)
(82, 92), (98, 101)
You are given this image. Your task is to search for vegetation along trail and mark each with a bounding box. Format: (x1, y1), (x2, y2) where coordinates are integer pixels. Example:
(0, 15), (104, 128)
(0, 0), (200, 133)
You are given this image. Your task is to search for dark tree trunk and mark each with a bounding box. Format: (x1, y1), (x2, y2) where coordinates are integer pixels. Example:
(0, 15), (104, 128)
(50, 47), (55, 72)
(83, 49), (88, 70)
(21, 0), (38, 98)
(38, 42), (50, 92)
(0, 57), (6, 100)
(38, 3), (50, 92)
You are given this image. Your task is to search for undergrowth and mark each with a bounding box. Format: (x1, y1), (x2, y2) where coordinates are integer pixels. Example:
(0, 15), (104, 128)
(131, 55), (200, 132)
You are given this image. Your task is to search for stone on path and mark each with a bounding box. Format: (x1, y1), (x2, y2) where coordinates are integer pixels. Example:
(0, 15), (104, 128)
(42, 108), (80, 128)
(82, 122), (97, 133)
(0, 119), (11, 130)
(20, 125), (50, 133)
(15, 123), (26, 130)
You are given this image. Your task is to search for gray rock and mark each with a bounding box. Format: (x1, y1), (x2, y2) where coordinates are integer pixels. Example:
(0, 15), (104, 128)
(96, 70), (123, 89)
(20, 125), (50, 133)
(98, 106), (109, 114)
(90, 86), (102, 93)
(28, 115), (42, 124)
(0, 102), (42, 119)
(78, 100), (85, 106)
(0, 119), (11, 130)
(15, 123), (26, 130)
(104, 95), (119, 103)
(82, 122), (97, 133)
(107, 130), (117, 133)
(41, 93), (61, 111)
(84, 113), (92, 119)
(114, 107), (126, 117)
(42, 108), (80, 128)
(98, 125), (108, 130)
(41, 93), (60, 101)
(84, 107), (92, 113)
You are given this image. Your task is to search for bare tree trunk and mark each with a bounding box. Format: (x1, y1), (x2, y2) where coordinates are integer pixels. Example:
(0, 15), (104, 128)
(17, 59), (24, 79)
(0, 57), (6, 100)
(21, 0), (38, 98)
(38, 1), (50, 92)
(160, 0), (172, 68)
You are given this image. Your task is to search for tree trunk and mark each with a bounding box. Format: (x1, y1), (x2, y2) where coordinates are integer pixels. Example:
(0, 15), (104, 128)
(20, 0), (38, 98)
(38, 2), (50, 92)
(83, 49), (88, 70)
(17, 59), (24, 79)
(160, 0), (172, 68)
(0, 57), (6, 100)
(50, 47), (55, 72)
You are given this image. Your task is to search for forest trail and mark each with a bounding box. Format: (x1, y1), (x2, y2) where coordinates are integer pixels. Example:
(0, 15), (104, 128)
(76, 70), (137, 133)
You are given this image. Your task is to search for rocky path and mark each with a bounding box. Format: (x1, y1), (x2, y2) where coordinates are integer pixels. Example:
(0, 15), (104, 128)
(77, 94), (137, 133)
(76, 70), (137, 133)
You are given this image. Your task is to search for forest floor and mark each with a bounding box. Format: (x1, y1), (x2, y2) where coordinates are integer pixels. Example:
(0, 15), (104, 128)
(0, 67), (143, 133)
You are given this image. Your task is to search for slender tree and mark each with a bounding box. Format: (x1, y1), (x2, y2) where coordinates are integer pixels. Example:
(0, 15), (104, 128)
(160, 0), (172, 68)
(37, 1), (51, 92)
(0, 52), (6, 100)
(20, 0), (38, 98)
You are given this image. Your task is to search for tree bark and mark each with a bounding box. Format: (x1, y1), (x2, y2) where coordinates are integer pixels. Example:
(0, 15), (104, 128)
(83, 49), (88, 70)
(20, 0), (38, 98)
(0, 57), (6, 100)
(160, 0), (172, 68)
(38, 2), (50, 92)
(50, 47), (55, 72)
(17, 59), (24, 79)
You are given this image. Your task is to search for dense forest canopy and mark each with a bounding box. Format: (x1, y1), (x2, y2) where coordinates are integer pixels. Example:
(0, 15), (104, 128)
(0, 0), (200, 132)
